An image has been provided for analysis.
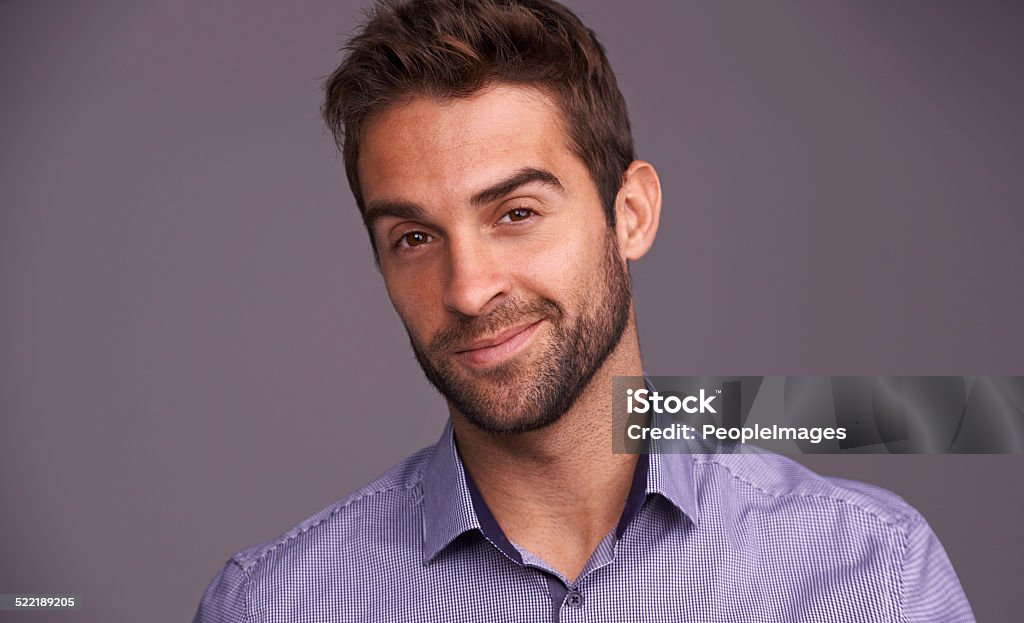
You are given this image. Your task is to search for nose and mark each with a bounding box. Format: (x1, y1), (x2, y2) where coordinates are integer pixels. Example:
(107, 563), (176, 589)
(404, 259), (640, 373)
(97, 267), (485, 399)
(441, 234), (511, 317)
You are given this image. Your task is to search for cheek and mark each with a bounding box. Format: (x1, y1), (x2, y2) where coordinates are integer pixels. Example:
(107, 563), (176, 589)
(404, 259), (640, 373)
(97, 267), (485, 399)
(383, 272), (442, 336)
(517, 226), (605, 303)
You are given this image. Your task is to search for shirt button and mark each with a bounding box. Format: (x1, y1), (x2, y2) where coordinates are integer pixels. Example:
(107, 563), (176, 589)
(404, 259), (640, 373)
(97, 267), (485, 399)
(566, 590), (584, 609)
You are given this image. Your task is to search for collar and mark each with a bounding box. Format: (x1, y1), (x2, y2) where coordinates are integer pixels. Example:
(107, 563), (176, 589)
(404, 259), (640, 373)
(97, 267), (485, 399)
(420, 421), (480, 564)
(420, 405), (700, 563)
(645, 433), (700, 527)
(643, 375), (700, 526)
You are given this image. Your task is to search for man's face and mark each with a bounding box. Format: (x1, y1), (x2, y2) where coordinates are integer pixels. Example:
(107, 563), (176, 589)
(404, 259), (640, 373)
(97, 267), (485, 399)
(358, 84), (631, 434)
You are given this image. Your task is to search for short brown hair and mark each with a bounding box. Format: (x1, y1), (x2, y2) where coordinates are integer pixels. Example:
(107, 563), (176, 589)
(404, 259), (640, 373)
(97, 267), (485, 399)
(322, 0), (635, 236)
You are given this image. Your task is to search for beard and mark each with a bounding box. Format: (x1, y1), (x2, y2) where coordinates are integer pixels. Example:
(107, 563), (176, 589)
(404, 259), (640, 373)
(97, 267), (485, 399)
(405, 231), (632, 434)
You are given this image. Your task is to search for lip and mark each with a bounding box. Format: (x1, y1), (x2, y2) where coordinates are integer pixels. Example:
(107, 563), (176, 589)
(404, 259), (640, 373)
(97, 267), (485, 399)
(452, 320), (543, 367)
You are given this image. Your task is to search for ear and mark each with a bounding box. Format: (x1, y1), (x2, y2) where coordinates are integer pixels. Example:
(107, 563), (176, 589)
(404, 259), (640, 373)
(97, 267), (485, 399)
(614, 160), (662, 260)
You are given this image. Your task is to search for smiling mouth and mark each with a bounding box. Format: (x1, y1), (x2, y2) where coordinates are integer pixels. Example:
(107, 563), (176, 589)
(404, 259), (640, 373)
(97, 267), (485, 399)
(452, 320), (544, 367)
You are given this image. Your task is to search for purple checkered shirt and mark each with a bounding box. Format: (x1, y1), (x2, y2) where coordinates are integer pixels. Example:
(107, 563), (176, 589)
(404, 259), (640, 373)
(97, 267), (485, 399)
(194, 421), (974, 622)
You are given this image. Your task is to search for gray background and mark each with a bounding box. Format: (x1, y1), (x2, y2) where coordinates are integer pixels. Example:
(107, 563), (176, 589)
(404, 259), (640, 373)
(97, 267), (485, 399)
(1, 1), (1021, 621)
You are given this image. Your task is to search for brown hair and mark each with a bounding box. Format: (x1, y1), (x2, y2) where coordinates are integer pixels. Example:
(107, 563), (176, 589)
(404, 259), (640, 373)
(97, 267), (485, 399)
(322, 0), (635, 235)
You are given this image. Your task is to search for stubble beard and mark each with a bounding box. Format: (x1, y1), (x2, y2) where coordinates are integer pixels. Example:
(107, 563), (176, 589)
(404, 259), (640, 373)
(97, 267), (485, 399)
(406, 232), (632, 434)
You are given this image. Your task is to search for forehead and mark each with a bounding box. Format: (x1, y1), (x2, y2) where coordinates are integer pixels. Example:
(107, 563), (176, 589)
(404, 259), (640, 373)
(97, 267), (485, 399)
(357, 84), (577, 207)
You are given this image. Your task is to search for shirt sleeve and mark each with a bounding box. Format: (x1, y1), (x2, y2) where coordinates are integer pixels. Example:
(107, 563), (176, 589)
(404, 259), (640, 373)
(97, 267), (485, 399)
(193, 558), (249, 623)
(901, 512), (975, 623)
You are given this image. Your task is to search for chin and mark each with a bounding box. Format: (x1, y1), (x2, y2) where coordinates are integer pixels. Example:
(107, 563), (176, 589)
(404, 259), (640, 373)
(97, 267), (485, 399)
(461, 408), (565, 436)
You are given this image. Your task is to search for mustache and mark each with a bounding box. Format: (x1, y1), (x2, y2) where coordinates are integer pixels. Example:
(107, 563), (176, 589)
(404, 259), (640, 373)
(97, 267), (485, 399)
(428, 298), (562, 354)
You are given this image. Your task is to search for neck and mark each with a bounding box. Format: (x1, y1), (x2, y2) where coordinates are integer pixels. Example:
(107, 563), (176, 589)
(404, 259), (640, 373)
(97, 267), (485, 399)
(450, 318), (644, 581)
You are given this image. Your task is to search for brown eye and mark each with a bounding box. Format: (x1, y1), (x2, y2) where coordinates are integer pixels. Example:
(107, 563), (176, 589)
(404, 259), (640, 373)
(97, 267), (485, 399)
(398, 231), (431, 248)
(502, 208), (534, 223)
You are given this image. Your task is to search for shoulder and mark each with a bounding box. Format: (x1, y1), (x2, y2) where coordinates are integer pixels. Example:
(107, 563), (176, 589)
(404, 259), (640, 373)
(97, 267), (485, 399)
(681, 450), (974, 619)
(194, 447), (436, 621)
(229, 446), (432, 574)
(692, 449), (921, 539)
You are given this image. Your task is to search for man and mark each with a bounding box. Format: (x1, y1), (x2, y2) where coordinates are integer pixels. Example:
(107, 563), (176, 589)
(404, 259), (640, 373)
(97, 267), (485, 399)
(195, 0), (974, 620)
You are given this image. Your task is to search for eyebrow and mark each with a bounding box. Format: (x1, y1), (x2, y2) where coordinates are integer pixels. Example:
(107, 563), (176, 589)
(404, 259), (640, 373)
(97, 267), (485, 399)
(470, 167), (565, 207)
(362, 166), (565, 230)
(362, 199), (426, 231)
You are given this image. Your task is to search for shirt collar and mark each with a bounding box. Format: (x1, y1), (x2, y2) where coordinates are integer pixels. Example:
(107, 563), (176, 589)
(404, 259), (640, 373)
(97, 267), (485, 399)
(420, 405), (701, 563)
(420, 420), (479, 564)
(645, 439), (700, 526)
(642, 376), (700, 526)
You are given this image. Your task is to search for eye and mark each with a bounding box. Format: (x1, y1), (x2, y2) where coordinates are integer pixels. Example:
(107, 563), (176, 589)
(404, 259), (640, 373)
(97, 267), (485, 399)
(499, 207), (535, 223)
(396, 231), (432, 249)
